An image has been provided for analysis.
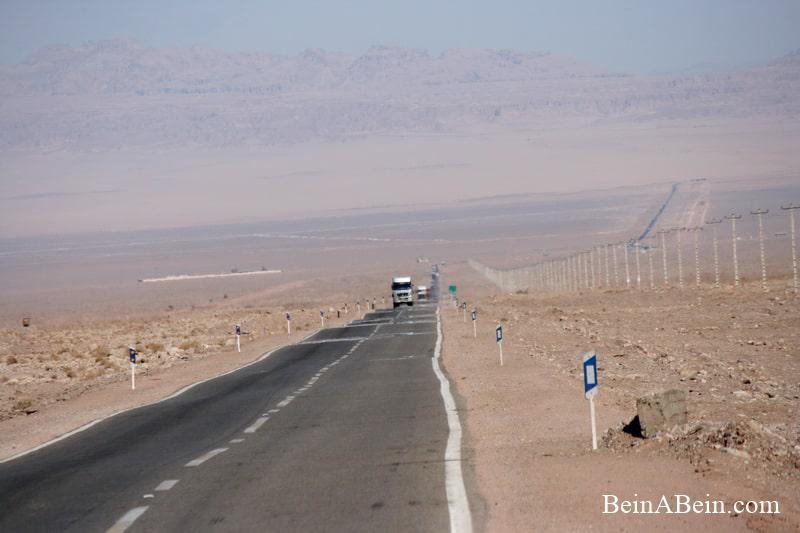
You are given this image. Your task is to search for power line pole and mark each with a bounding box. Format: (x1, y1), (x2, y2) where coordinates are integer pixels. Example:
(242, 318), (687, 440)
(705, 218), (723, 288)
(725, 214), (742, 288)
(634, 242), (642, 289)
(604, 243), (611, 287)
(782, 204), (800, 293)
(647, 240), (655, 289)
(612, 243), (619, 287)
(751, 209), (769, 292)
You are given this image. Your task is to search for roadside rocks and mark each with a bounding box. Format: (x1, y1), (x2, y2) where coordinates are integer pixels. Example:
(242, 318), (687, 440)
(636, 389), (688, 438)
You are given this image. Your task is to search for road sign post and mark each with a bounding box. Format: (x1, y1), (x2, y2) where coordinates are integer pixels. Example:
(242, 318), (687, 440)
(471, 309), (477, 338)
(461, 302), (467, 322)
(320, 310), (325, 328)
(235, 324), (241, 352)
(128, 346), (137, 390)
(286, 313), (291, 335)
(583, 351), (599, 450)
(496, 325), (504, 366)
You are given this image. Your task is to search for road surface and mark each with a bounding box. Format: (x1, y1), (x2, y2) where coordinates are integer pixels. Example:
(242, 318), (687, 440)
(0, 294), (470, 531)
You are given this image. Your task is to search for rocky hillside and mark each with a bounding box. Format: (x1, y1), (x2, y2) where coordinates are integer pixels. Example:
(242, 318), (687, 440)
(0, 40), (798, 149)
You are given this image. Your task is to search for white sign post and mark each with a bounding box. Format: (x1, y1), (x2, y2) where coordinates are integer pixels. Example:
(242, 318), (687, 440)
(471, 310), (477, 338)
(320, 310), (325, 328)
(462, 302), (467, 322)
(128, 346), (137, 390)
(235, 324), (241, 353)
(286, 313), (291, 335)
(495, 325), (504, 366)
(583, 351), (599, 450)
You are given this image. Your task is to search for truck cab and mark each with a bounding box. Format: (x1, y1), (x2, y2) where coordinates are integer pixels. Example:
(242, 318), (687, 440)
(391, 277), (414, 308)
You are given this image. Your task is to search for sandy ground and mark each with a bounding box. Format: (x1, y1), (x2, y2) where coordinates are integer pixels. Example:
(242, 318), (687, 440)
(0, 274), (392, 460)
(441, 262), (799, 532)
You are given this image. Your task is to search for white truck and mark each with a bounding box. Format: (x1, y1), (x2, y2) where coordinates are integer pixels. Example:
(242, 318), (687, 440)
(391, 276), (414, 308)
(416, 285), (428, 300)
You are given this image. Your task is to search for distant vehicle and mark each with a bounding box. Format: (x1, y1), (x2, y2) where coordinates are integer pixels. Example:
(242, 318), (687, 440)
(416, 285), (429, 300)
(391, 276), (414, 308)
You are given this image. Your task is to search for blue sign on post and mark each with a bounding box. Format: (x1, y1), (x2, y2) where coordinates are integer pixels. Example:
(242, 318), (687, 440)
(128, 346), (137, 364)
(471, 310), (477, 321)
(583, 351), (598, 399)
(495, 325), (503, 343)
(286, 313), (291, 321)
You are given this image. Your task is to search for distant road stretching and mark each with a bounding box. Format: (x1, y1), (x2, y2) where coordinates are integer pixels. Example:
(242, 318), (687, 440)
(0, 285), (471, 532)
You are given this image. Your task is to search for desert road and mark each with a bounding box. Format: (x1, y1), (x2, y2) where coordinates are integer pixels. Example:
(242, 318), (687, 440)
(0, 290), (471, 531)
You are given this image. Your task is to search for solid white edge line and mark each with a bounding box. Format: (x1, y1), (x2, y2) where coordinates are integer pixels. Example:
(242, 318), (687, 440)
(0, 329), (321, 464)
(106, 506), (149, 533)
(185, 447), (228, 467)
(432, 305), (473, 533)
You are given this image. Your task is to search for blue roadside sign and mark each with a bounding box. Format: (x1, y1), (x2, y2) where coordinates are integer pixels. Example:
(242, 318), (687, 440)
(286, 312), (291, 321)
(583, 351), (598, 398)
(471, 310), (477, 321)
(495, 325), (503, 343)
(128, 346), (137, 365)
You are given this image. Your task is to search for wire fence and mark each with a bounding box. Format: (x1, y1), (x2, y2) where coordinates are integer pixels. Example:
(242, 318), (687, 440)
(470, 202), (800, 295)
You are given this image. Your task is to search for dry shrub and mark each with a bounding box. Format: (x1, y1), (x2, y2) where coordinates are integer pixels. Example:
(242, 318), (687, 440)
(82, 368), (102, 381)
(5, 355), (18, 365)
(13, 399), (33, 412)
(91, 345), (110, 359)
(145, 342), (165, 353)
(179, 340), (200, 351)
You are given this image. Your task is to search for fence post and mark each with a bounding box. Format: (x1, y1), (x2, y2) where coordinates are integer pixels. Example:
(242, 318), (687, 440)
(751, 209), (769, 292)
(725, 214), (742, 288)
(782, 205), (800, 293)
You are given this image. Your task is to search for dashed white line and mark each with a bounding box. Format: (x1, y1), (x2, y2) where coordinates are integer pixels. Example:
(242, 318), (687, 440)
(185, 447), (228, 467)
(142, 494), (154, 499)
(244, 416), (269, 433)
(276, 397), (294, 407)
(106, 506), (149, 533)
(244, 417), (269, 434)
(229, 438), (245, 443)
(155, 479), (180, 491)
(268, 409), (280, 414)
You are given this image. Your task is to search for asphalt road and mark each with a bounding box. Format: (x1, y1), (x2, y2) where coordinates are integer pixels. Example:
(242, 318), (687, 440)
(0, 292), (469, 532)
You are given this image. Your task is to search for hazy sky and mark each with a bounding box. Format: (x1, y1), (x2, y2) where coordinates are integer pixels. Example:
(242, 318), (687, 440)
(1, 0), (799, 73)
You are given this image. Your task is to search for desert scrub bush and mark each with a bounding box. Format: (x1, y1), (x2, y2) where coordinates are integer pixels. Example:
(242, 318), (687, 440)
(179, 340), (200, 351)
(81, 368), (102, 380)
(145, 342), (165, 353)
(5, 355), (18, 365)
(91, 345), (110, 359)
(14, 399), (33, 412)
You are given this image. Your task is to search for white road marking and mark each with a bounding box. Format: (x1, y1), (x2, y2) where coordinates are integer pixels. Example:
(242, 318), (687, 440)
(276, 397), (294, 407)
(268, 409), (280, 414)
(244, 416), (269, 433)
(155, 479), (180, 491)
(142, 494), (154, 499)
(106, 506), (149, 533)
(371, 355), (418, 361)
(431, 306), (473, 533)
(299, 337), (367, 345)
(185, 447), (228, 467)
